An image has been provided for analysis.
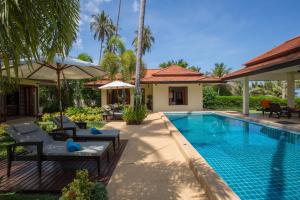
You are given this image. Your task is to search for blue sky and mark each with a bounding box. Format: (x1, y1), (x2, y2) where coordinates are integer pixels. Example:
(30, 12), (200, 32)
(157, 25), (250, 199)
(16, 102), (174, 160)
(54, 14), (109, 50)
(70, 0), (300, 73)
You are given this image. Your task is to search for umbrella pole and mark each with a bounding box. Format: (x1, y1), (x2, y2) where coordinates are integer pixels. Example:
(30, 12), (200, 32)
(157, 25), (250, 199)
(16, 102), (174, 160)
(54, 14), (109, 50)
(57, 69), (63, 129)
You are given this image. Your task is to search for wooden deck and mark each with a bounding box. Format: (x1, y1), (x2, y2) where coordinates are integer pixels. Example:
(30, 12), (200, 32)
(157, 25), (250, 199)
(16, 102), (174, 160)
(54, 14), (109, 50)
(0, 140), (127, 193)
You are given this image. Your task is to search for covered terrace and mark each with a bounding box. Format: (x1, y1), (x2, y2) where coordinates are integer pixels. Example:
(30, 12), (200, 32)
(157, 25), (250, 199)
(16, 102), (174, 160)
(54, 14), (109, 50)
(224, 35), (300, 116)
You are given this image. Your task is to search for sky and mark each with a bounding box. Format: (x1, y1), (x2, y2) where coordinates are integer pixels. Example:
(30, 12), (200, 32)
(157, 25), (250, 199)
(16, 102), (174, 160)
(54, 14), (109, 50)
(70, 0), (300, 73)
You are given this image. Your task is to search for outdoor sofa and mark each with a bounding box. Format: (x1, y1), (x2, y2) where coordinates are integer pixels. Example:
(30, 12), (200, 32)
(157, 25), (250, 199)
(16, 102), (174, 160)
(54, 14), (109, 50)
(52, 115), (120, 152)
(6, 123), (111, 177)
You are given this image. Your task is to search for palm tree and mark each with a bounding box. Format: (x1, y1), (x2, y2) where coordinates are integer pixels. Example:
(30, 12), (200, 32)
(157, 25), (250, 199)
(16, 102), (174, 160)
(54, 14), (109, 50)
(132, 25), (155, 55)
(115, 0), (122, 35)
(101, 36), (138, 81)
(211, 63), (232, 95)
(90, 11), (115, 63)
(135, 0), (147, 103)
(211, 63), (231, 78)
(0, 0), (79, 77)
(101, 52), (121, 80)
(105, 35), (126, 56)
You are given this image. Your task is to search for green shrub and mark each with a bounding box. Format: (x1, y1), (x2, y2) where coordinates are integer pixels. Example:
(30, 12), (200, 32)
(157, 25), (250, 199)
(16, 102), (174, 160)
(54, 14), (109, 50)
(0, 124), (8, 137)
(203, 86), (217, 108)
(60, 170), (107, 200)
(203, 95), (293, 110)
(91, 182), (108, 200)
(123, 105), (147, 125)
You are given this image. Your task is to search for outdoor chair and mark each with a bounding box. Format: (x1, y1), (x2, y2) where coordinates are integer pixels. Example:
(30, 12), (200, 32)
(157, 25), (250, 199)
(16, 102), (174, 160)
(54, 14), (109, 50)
(258, 100), (271, 115)
(269, 103), (291, 119)
(52, 115), (120, 152)
(5, 123), (111, 177)
(102, 105), (123, 120)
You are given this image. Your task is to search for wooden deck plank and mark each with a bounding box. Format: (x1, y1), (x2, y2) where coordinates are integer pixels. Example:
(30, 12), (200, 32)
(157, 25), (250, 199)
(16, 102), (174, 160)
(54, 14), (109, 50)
(0, 140), (127, 193)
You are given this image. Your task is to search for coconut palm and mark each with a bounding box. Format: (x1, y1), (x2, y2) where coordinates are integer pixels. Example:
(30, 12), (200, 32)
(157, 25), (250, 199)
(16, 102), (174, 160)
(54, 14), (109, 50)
(0, 0), (79, 77)
(116, 0), (122, 35)
(101, 52), (121, 80)
(105, 35), (126, 56)
(211, 63), (232, 95)
(90, 11), (115, 63)
(135, 0), (147, 102)
(132, 25), (154, 55)
(211, 63), (231, 78)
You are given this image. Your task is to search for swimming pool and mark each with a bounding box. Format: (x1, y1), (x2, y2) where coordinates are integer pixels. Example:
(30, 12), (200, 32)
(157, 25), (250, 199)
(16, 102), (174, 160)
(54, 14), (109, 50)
(165, 113), (300, 200)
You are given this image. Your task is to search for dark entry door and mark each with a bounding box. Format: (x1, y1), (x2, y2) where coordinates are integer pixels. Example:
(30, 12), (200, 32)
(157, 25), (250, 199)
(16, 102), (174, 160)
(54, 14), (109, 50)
(19, 86), (36, 116)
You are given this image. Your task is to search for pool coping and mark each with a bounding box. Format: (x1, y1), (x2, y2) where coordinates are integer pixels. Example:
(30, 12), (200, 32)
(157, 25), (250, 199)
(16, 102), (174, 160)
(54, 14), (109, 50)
(159, 112), (240, 200)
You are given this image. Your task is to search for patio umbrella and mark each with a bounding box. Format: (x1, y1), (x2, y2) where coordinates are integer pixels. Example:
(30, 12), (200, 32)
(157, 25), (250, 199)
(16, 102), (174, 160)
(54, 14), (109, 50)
(1, 54), (106, 128)
(99, 80), (134, 90)
(99, 81), (134, 105)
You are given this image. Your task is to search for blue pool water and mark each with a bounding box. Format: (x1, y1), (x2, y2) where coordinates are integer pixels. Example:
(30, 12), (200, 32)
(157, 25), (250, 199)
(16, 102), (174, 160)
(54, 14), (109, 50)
(166, 113), (300, 200)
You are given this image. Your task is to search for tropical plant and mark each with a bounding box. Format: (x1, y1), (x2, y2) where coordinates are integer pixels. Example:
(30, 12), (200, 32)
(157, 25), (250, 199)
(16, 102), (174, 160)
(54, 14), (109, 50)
(211, 63), (231, 78)
(0, 0), (79, 77)
(123, 105), (147, 125)
(159, 59), (188, 68)
(60, 170), (108, 200)
(210, 62), (232, 95)
(77, 53), (93, 62)
(159, 59), (201, 72)
(101, 52), (122, 80)
(105, 35), (126, 56)
(132, 25), (155, 55)
(90, 11), (115, 63)
(101, 36), (143, 81)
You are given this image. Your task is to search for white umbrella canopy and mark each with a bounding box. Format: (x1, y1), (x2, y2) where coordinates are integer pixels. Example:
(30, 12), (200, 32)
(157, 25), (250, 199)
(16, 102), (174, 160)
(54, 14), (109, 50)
(1, 54), (105, 80)
(1, 54), (106, 128)
(99, 80), (135, 90)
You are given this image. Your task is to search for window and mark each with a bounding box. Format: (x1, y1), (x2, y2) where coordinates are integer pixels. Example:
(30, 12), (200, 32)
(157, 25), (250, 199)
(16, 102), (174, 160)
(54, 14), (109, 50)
(169, 87), (188, 105)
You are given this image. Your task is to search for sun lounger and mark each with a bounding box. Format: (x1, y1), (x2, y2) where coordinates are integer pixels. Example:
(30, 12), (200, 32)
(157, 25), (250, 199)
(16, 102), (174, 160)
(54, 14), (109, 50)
(269, 103), (291, 119)
(6, 123), (111, 177)
(52, 115), (120, 152)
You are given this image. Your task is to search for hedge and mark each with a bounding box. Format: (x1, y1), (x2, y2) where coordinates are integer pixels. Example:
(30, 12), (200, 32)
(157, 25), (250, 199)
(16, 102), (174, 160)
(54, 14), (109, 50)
(204, 95), (300, 109)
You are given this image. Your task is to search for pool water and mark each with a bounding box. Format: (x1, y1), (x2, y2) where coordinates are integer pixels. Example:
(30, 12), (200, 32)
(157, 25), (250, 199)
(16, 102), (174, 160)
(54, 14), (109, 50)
(166, 113), (300, 200)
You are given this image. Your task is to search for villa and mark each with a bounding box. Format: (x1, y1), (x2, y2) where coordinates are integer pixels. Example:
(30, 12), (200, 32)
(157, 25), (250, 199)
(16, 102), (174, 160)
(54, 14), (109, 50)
(85, 65), (221, 112)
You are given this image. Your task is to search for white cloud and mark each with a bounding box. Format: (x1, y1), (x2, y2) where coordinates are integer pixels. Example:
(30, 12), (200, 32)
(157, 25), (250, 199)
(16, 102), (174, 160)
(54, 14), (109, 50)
(81, 0), (112, 14)
(132, 0), (139, 13)
(74, 33), (83, 50)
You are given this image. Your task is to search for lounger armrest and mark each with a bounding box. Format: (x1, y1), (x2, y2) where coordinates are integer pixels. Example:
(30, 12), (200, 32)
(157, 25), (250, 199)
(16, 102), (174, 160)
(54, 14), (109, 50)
(7, 141), (43, 157)
(75, 121), (87, 129)
(49, 131), (69, 140)
(53, 127), (77, 138)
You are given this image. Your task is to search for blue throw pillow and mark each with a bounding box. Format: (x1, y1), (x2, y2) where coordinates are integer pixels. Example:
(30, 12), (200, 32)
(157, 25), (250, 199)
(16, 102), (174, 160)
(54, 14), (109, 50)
(66, 139), (81, 152)
(90, 127), (102, 135)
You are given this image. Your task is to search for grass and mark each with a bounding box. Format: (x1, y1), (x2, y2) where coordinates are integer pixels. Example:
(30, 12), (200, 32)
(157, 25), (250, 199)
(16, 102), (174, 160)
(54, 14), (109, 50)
(0, 135), (25, 159)
(0, 193), (58, 200)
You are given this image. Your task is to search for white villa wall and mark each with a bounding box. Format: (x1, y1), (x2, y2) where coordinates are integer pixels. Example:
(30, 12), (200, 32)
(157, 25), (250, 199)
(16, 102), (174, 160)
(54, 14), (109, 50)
(152, 83), (203, 112)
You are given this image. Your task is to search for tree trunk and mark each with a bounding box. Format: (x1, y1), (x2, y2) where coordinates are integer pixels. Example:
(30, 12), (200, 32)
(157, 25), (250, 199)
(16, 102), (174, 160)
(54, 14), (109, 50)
(116, 0), (122, 36)
(135, 0), (146, 103)
(99, 39), (104, 64)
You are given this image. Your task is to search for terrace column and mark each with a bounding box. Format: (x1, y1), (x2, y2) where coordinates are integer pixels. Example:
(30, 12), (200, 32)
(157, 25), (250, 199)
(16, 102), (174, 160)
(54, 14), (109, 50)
(242, 76), (249, 115)
(286, 72), (295, 108)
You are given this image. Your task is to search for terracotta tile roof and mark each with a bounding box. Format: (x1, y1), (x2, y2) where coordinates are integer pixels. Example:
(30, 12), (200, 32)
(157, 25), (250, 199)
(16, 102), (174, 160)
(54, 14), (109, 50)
(152, 65), (203, 76)
(245, 35), (300, 66)
(85, 65), (223, 86)
(224, 35), (300, 80)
